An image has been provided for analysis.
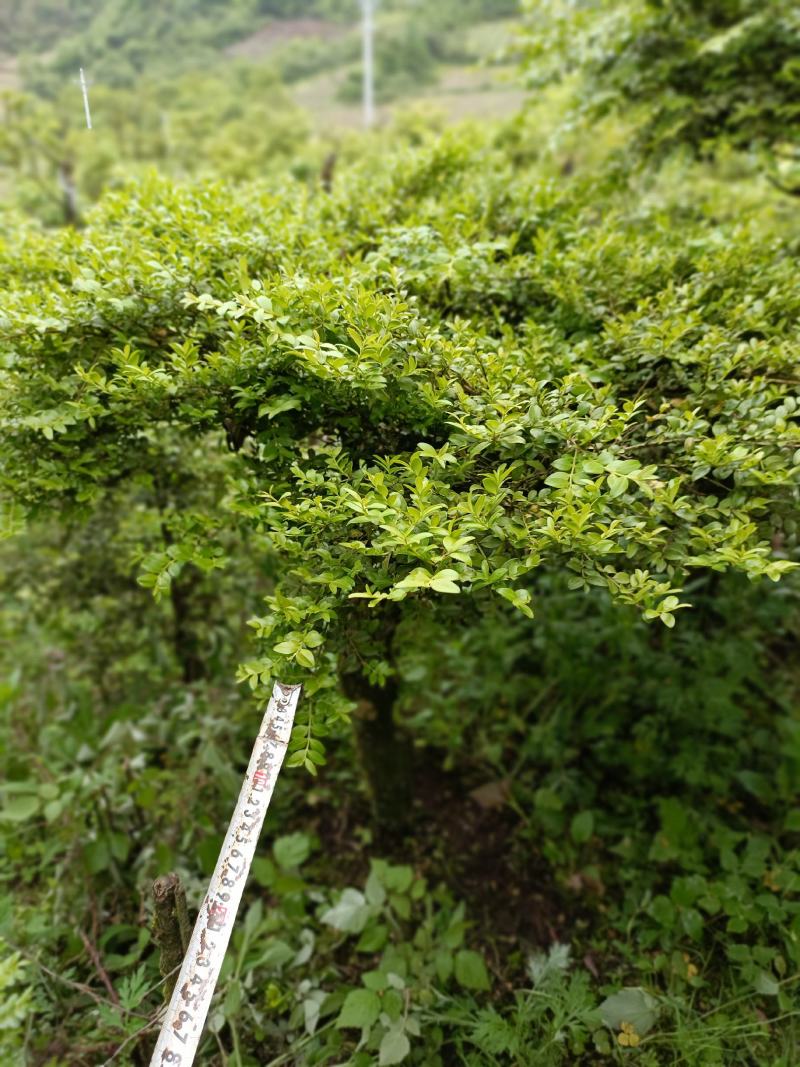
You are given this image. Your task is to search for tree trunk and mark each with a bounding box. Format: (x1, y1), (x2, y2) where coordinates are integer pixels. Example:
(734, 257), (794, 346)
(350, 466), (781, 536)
(342, 670), (413, 838)
(57, 160), (80, 227)
(170, 574), (205, 684)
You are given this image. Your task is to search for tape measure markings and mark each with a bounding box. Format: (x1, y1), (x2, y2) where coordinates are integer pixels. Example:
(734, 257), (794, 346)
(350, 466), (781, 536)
(148, 681), (301, 1066)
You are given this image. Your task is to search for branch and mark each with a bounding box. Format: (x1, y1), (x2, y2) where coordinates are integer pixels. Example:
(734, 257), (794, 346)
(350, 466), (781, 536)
(766, 173), (800, 198)
(79, 928), (120, 1006)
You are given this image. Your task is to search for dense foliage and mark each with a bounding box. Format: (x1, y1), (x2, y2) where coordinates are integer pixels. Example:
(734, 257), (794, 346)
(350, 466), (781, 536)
(0, 65), (311, 225)
(1, 2), (799, 1065)
(3, 128), (800, 1063)
(521, 0), (800, 177)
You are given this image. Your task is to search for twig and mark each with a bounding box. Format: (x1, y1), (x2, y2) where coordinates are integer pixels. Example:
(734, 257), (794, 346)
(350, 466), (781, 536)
(263, 1022), (336, 1067)
(7, 939), (129, 1014)
(80, 928), (120, 1005)
(766, 173), (800, 198)
(214, 1030), (230, 1064)
(101, 1012), (162, 1066)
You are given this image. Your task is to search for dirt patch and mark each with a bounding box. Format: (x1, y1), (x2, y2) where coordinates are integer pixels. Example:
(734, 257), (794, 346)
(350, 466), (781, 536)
(225, 18), (347, 61)
(409, 757), (568, 968)
(295, 749), (572, 988)
(291, 64), (525, 134)
(0, 55), (19, 91)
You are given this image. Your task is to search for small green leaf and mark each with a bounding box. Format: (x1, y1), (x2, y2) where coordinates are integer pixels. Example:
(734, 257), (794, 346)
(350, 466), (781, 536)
(258, 395), (301, 419)
(273, 832), (311, 869)
(0, 795), (41, 822)
(356, 922), (388, 952)
(224, 978), (243, 1018)
(599, 987), (659, 1035)
(295, 648), (315, 669)
(379, 1025), (411, 1065)
(435, 949), (453, 983)
(454, 949), (490, 991)
(321, 888), (372, 933)
(274, 639), (299, 655)
(430, 576), (460, 594)
(754, 971), (780, 997)
(682, 908), (703, 940)
(571, 810), (594, 844)
(335, 988), (381, 1030)
(84, 839), (111, 874)
(607, 473), (628, 497)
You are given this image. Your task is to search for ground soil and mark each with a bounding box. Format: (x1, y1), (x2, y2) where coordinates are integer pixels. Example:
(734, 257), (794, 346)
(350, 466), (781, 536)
(0, 55), (19, 90)
(224, 18), (347, 61)
(298, 748), (576, 990)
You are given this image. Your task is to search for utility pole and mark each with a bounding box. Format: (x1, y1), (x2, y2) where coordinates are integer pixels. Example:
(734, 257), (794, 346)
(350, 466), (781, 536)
(360, 0), (376, 129)
(78, 67), (92, 130)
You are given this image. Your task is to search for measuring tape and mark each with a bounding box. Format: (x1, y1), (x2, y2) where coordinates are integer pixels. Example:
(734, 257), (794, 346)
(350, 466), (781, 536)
(148, 682), (301, 1066)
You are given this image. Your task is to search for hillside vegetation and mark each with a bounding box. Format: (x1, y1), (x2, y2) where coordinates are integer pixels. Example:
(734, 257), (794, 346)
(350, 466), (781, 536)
(3, 0), (519, 88)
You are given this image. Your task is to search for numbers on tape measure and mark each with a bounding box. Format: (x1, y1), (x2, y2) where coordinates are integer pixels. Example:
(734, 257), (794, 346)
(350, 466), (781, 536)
(149, 686), (301, 1065)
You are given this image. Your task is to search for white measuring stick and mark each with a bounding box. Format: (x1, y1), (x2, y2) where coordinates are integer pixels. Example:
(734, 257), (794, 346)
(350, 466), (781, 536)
(148, 682), (301, 1066)
(361, 0), (376, 129)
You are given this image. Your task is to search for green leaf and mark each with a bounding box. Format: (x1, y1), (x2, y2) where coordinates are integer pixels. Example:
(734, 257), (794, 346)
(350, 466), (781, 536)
(394, 568), (432, 591)
(379, 1025), (411, 1065)
(321, 888), (372, 933)
(435, 949), (453, 984)
(258, 395), (301, 419)
(335, 988), (381, 1030)
(251, 857), (276, 887)
(356, 922), (388, 952)
(244, 899), (264, 938)
(599, 987), (659, 1035)
(607, 473), (628, 497)
(295, 647), (315, 669)
(224, 978), (243, 1018)
(274, 639), (300, 655)
(0, 795), (41, 822)
(259, 939), (294, 969)
(497, 586), (534, 618)
(454, 949), (490, 991)
(382, 864), (413, 893)
(365, 868), (387, 907)
(681, 908), (703, 941)
(84, 839), (111, 874)
(430, 573), (461, 594)
(570, 810), (594, 844)
(754, 971), (780, 997)
(303, 992), (325, 1036)
(273, 832), (311, 870)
